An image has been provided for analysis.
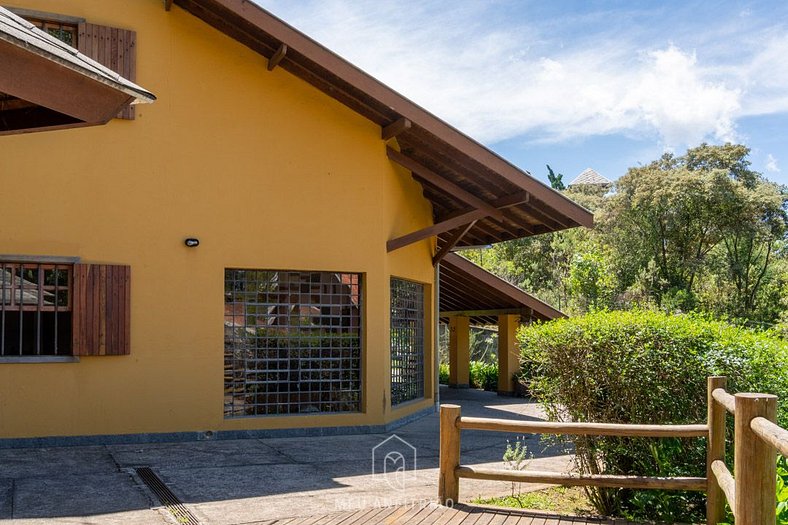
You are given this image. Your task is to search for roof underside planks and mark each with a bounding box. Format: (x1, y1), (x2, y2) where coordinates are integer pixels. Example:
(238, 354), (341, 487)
(439, 253), (564, 326)
(170, 0), (594, 251)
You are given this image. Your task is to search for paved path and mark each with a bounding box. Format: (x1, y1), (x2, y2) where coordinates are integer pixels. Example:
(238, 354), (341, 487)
(0, 388), (573, 524)
(260, 503), (639, 525)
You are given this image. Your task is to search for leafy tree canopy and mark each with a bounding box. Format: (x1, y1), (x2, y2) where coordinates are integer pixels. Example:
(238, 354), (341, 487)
(467, 144), (788, 325)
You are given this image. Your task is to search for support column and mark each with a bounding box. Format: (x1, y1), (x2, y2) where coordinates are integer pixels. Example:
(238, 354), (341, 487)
(497, 314), (521, 395)
(448, 316), (470, 388)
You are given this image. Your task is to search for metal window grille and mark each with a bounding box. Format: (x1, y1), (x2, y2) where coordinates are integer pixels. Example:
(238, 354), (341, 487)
(390, 278), (425, 405)
(28, 19), (78, 47)
(0, 262), (73, 356)
(224, 269), (362, 417)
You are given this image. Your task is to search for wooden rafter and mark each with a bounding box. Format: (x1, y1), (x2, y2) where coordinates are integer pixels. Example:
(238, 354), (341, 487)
(387, 210), (485, 252)
(435, 191), (530, 224)
(432, 221), (477, 265)
(382, 117), (411, 140)
(387, 191), (530, 252)
(267, 43), (287, 70)
(387, 147), (505, 221)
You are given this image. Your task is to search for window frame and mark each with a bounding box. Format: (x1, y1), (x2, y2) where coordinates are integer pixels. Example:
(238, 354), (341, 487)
(390, 276), (428, 406)
(0, 255), (79, 361)
(224, 268), (364, 418)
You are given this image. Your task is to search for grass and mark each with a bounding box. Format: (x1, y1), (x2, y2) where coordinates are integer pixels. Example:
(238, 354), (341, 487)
(473, 486), (595, 516)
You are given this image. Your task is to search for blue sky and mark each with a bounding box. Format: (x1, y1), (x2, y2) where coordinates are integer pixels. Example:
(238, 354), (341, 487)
(256, 1), (788, 186)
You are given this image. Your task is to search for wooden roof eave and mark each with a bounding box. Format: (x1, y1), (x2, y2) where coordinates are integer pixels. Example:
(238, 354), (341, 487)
(0, 39), (131, 126)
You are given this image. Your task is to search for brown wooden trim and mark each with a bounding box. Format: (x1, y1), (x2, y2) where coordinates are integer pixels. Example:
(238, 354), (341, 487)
(72, 264), (130, 356)
(435, 191), (530, 225)
(456, 466), (706, 491)
(5, 7), (85, 25)
(77, 23), (138, 120)
(388, 189), (536, 253)
(388, 147), (505, 221)
(0, 40), (131, 125)
(267, 43), (287, 70)
(382, 117), (411, 140)
(164, 0), (174, 11)
(0, 120), (101, 137)
(0, 98), (37, 111)
(388, 210), (487, 253)
(458, 417), (708, 437)
(432, 222), (476, 266)
(174, 0), (594, 228)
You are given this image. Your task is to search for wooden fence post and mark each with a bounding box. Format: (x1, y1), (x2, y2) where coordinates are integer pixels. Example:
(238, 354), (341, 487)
(734, 393), (777, 525)
(439, 404), (461, 505)
(706, 376), (727, 525)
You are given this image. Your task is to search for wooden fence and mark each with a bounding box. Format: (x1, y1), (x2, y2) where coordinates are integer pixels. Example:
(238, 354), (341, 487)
(438, 376), (788, 525)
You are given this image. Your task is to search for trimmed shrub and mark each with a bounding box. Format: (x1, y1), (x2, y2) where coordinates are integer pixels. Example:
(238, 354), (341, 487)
(439, 363), (450, 385)
(518, 310), (788, 522)
(470, 361), (498, 391)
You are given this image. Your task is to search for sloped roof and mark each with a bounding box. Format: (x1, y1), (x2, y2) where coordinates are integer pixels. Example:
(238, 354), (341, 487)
(0, 7), (155, 104)
(170, 0), (593, 250)
(569, 168), (611, 187)
(439, 253), (564, 325)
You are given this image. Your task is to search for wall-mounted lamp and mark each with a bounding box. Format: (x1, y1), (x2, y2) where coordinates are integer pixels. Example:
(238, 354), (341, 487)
(184, 238), (200, 248)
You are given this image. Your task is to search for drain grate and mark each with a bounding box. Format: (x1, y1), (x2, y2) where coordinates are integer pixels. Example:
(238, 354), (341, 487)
(135, 467), (200, 525)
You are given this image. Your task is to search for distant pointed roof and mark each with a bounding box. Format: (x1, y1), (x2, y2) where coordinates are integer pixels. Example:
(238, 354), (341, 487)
(569, 168), (611, 187)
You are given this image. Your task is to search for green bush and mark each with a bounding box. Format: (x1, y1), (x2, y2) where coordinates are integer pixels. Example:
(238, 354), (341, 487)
(518, 310), (788, 522)
(778, 455), (788, 524)
(470, 361), (498, 391)
(439, 363), (449, 384)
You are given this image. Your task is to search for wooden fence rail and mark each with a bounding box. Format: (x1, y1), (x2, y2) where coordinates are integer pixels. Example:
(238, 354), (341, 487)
(438, 375), (788, 525)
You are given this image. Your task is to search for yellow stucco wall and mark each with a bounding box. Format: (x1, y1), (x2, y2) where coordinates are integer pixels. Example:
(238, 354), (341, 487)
(0, 0), (436, 439)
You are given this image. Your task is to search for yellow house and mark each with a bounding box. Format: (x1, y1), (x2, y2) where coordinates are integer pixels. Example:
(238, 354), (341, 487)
(0, 0), (592, 445)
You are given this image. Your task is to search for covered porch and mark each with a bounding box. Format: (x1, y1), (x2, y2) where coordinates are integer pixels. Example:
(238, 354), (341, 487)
(439, 252), (564, 395)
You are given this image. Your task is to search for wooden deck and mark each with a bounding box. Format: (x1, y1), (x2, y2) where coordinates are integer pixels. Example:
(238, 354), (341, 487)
(269, 503), (642, 525)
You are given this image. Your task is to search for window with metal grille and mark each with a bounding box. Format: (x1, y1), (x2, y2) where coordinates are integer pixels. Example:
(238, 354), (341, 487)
(224, 269), (362, 417)
(390, 278), (425, 405)
(27, 18), (78, 47)
(0, 262), (73, 356)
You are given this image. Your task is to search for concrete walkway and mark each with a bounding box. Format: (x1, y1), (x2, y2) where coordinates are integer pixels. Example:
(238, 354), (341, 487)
(0, 387), (572, 524)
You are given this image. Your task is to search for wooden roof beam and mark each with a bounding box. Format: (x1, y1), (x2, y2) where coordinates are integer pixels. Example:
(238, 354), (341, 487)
(388, 191), (531, 252)
(267, 43), (287, 70)
(387, 210), (486, 252)
(387, 147), (505, 221)
(435, 191), (530, 224)
(382, 117), (411, 140)
(433, 221), (477, 266)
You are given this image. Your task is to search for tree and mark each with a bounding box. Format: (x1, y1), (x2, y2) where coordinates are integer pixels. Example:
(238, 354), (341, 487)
(466, 143), (788, 323)
(546, 164), (565, 190)
(604, 143), (788, 318)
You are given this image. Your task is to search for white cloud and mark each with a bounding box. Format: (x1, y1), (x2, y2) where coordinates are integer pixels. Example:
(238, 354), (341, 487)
(255, 1), (787, 150)
(766, 154), (780, 173)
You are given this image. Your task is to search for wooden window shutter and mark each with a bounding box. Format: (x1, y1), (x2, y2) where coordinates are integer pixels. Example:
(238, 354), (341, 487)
(72, 264), (131, 356)
(77, 23), (137, 120)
